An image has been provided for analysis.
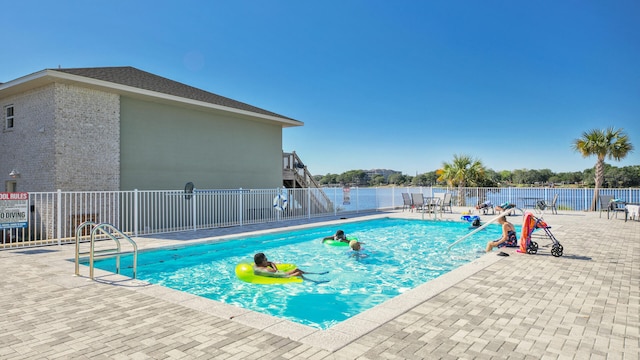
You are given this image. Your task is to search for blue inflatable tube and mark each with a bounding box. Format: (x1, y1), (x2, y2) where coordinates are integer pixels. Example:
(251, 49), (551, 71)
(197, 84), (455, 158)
(460, 215), (480, 222)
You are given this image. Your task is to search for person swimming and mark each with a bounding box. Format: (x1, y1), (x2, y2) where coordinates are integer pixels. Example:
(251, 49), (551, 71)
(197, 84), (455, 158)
(348, 240), (368, 259)
(322, 229), (348, 243)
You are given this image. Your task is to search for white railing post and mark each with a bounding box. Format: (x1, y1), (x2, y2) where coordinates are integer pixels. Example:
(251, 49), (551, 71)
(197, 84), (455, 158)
(392, 186), (395, 209)
(239, 188), (243, 226)
(333, 187), (338, 216)
(193, 188), (198, 231)
(307, 188), (311, 219)
(584, 187), (589, 211)
(133, 189), (139, 236)
(56, 189), (62, 246)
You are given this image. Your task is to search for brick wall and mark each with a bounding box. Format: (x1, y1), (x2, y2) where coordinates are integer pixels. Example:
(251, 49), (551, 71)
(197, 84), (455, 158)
(1, 84), (56, 192)
(1, 83), (120, 191)
(54, 83), (120, 191)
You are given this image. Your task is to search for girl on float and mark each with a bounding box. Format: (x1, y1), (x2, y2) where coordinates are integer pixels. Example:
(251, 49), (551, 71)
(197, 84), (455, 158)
(253, 252), (306, 277)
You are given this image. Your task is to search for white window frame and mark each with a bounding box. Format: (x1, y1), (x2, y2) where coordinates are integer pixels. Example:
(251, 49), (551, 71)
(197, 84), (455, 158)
(5, 104), (14, 130)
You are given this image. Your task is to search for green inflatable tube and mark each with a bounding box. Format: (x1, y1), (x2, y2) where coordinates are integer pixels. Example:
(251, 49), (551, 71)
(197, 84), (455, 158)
(322, 236), (358, 246)
(235, 262), (303, 284)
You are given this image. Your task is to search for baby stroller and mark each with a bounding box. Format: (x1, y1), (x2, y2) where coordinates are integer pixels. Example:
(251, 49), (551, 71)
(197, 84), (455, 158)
(519, 212), (563, 257)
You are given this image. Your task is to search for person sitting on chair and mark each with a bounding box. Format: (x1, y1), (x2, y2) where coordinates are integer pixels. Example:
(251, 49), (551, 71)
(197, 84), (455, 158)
(485, 216), (518, 252)
(475, 200), (491, 211)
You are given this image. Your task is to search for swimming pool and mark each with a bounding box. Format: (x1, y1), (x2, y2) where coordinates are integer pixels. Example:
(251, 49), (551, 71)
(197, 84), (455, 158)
(89, 218), (511, 329)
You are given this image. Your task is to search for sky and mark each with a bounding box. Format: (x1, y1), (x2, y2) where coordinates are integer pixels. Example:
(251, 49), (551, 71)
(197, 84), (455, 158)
(2, 1), (639, 176)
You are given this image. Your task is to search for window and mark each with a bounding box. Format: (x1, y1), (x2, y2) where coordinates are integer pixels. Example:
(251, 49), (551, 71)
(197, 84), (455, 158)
(5, 105), (14, 129)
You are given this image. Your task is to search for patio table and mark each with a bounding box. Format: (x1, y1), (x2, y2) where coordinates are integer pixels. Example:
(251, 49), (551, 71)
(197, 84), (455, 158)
(520, 197), (544, 211)
(625, 203), (639, 222)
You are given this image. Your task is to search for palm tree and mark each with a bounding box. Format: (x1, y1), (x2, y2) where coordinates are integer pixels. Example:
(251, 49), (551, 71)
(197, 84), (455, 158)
(436, 154), (486, 206)
(572, 127), (634, 211)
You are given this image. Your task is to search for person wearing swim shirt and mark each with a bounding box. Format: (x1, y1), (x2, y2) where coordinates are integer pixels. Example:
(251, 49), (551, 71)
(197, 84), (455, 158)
(322, 229), (348, 243)
(485, 215), (518, 252)
(253, 252), (306, 277)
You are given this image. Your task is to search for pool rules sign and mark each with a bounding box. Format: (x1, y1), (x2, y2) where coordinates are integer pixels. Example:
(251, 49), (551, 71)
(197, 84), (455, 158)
(0, 192), (29, 229)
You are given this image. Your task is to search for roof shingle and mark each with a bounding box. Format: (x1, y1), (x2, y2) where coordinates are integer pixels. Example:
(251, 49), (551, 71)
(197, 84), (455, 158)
(52, 66), (294, 121)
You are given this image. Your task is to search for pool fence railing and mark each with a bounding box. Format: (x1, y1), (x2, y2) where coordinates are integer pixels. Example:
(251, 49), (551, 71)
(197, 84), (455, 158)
(1, 186), (638, 249)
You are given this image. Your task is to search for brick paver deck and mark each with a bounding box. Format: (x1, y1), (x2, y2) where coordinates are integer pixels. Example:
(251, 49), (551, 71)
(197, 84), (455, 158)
(1, 209), (638, 359)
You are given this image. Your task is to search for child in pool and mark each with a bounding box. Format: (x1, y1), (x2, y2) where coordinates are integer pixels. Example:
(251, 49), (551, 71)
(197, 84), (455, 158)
(348, 240), (368, 259)
(322, 229), (348, 243)
(253, 252), (306, 277)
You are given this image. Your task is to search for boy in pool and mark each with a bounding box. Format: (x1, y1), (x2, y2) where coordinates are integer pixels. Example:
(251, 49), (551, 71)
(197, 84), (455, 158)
(322, 229), (348, 243)
(253, 252), (306, 277)
(348, 240), (368, 259)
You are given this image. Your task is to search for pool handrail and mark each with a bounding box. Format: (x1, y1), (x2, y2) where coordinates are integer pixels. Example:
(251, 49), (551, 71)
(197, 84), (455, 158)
(83, 223), (138, 280)
(75, 220), (98, 276)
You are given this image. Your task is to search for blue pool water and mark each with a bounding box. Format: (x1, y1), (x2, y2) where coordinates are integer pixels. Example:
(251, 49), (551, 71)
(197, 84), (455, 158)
(89, 218), (514, 329)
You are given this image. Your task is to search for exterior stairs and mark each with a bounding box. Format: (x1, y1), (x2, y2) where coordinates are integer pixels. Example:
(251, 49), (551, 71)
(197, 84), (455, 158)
(282, 152), (333, 213)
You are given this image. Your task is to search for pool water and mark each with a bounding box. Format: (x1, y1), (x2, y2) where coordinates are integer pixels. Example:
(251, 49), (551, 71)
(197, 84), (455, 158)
(90, 218), (513, 329)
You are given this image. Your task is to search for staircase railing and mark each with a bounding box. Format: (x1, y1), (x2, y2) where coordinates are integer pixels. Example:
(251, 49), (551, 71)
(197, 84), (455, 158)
(283, 151), (333, 211)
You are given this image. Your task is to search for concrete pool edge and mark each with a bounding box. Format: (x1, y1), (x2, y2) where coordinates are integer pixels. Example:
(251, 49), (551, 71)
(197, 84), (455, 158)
(80, 213), (505, 352)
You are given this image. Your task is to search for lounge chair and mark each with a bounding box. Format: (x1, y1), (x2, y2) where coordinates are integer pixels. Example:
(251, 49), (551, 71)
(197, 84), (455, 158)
(476, 200), (494, 215)
(496, 201), (516, 216)
(401, 193), (413, 212)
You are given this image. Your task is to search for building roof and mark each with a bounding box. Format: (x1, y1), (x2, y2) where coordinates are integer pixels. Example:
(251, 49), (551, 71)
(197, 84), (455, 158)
(53, 66), (295, 121)
(1, 66), (302, 126)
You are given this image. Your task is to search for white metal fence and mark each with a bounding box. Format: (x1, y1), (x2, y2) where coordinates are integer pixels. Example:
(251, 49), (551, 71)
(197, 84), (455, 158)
(2, 186), (638, 249)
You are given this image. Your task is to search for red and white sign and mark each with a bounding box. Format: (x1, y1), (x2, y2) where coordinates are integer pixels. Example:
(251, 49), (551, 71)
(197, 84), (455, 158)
(0, 192), (29, 229)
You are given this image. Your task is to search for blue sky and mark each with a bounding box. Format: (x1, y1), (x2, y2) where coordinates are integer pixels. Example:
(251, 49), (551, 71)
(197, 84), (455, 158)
(2, 1), (639, 176)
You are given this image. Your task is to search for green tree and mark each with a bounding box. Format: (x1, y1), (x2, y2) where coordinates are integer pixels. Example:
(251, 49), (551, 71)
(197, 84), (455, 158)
(436, 154), (486, 205)
(338, 170), (368, 186)
(388, 173), (412, 185)
(318, 173), (339, 185)
(572, 127), (634, 210)
(499, 170), (513, 185)
(370, 174), (385, 186)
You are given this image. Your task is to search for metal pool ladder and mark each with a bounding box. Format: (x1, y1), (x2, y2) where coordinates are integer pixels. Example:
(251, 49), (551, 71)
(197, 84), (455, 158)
(74, 221), (138, 279)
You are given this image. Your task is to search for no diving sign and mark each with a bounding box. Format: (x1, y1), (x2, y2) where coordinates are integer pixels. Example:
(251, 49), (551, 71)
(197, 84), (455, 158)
(0, 192), (29, 229)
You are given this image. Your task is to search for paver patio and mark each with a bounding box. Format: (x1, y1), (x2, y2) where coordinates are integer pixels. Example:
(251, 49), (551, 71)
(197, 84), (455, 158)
(1, 209), (638, 359)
